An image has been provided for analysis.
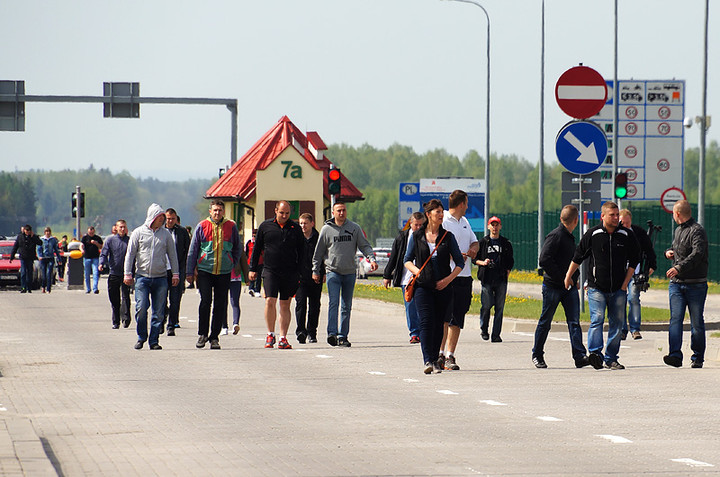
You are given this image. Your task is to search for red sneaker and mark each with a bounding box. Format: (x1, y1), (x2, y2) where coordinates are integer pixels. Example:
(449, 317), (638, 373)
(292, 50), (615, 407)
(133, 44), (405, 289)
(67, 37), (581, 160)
(278, 337), (292, 349)
(264, 334), (276, 348)
(409, 335), (420, 344)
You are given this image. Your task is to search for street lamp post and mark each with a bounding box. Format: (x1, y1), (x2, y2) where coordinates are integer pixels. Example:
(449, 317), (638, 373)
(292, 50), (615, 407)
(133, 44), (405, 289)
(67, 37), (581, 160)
(443, 0), (491, 233)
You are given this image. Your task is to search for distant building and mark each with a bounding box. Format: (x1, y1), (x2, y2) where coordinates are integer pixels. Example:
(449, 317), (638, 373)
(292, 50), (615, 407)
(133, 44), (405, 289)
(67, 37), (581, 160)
(205, 115), (363, 242)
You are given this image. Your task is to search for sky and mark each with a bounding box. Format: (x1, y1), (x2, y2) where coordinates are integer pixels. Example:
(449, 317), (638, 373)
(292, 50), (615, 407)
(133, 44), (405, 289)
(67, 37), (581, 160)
(1, 0), (717, 182)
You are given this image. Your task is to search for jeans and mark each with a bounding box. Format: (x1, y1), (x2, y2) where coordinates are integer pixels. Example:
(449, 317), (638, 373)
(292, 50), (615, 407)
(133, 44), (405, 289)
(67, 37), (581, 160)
(134, 275), (169, 345)
(326, 272), (356, 339)
(414, 286), (452, 365)
(480, 281), (508, 339)
(587, 288), (627, 363)
(20, 258), (34, 291)
(295, 280), (322, 338)
(623, 277), (642, 333)
(84, 257), (100, 292)
(533, 284), (586, 361)
(402, 285), (421, 337)
(668, 282), (707, 364)
(229, 280), (242, 326)
(41, 258), (54, 291)
(197, 270), (231, 340)
(108, 274), (131, 326)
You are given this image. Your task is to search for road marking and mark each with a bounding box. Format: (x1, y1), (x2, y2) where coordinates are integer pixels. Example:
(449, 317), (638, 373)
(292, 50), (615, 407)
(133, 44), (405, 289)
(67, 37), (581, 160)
(403, 378), (419, 383)
(242, 334), (252, 338)
(187, 319), (196, 323)
(437, 390), (458, 395)
(671, 458), (714, 468)
(315, 354), (332, 359)
(368, 371), (386, 375)
(596, 434), (632, 444)
(537, 416), (562, 422)
(479, 400), (507, 406)
(0, 407), (6, 412)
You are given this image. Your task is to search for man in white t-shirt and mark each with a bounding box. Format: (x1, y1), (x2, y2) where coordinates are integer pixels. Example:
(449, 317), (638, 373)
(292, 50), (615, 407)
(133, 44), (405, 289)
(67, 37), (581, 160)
(439, 190), (479, 371)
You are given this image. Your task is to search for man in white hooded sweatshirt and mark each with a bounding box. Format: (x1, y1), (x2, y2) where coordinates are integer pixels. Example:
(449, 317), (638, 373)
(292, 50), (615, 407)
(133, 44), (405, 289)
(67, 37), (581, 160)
(124, 204), (179, 350)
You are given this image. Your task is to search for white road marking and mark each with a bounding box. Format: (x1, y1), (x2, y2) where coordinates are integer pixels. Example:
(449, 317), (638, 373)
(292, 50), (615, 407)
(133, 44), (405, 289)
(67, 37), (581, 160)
(515, 332), (534, 337)
(0, 408), (6, 412)
(437, 390), (458, 395)
(242, 334), (252, 338)
(403, 378), (419, 383)
(479, 400), (507, 406)
(187, 319), (196, 323)
(537, 416), (563, 422)
(368, 371), (386, 375)
(671, 458), (714, 468)
(596, 434), (632, 444)
(315, 354), (332, 359)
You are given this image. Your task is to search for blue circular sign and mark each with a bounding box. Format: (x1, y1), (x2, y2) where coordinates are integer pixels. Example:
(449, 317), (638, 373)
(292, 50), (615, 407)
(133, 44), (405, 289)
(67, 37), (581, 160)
(555, 121), (608, 175)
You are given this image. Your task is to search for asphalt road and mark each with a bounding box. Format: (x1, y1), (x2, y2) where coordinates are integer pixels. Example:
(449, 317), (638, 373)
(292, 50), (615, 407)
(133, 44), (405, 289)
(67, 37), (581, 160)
(1, 285), (719, 476)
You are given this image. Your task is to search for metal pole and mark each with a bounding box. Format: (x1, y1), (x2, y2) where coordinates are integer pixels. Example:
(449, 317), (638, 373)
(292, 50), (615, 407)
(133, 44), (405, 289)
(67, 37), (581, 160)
(698, 0), (709, 226)
(228, 101), (238, 166)
(538, 0), (545, 263)
(578, 184), (585, 313)
(612, 0), (619, 207)
(75, 185), (81, 242)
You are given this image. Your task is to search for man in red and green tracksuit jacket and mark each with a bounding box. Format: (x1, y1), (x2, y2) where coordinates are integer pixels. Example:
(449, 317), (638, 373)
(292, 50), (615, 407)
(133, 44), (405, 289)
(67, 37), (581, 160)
(186, 199), (240, 350)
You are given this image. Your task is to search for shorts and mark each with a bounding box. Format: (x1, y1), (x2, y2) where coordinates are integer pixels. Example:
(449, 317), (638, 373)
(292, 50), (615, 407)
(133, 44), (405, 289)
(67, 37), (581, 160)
(445, 276), (473, 329)
(262, 270), (299, 300)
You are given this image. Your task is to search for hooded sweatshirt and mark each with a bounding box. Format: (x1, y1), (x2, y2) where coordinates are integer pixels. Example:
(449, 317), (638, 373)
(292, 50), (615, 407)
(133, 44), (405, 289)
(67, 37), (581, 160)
(312, 218), (375, 275)
(124, 203), (179, 280)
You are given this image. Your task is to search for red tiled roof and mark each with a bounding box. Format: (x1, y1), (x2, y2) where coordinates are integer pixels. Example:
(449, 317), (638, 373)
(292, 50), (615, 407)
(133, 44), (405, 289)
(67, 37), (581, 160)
(205, 116), (363, 202)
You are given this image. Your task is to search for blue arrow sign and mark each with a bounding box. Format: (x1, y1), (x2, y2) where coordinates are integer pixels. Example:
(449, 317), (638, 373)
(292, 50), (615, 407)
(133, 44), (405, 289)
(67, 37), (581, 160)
(555, 121), (608, 175)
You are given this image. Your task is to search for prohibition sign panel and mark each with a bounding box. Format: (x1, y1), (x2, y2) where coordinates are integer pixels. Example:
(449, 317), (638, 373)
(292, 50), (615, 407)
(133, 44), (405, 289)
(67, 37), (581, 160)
(555, 66), (608, 119)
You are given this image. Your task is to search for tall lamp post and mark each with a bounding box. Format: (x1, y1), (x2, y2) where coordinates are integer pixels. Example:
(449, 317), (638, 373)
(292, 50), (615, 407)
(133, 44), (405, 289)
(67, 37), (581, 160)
(443, 0), (491, 232)
(698, 0), (709, 226)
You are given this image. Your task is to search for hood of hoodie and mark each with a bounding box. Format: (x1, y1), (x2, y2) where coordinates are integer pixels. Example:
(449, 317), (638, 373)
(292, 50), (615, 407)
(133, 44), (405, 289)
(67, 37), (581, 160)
(144, 203), (166, 229)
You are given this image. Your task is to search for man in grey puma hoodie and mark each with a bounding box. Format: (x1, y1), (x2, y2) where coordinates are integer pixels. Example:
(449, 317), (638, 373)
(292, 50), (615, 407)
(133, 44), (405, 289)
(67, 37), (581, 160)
(124, 203), (179, 350)
(312, 201), (376, 347)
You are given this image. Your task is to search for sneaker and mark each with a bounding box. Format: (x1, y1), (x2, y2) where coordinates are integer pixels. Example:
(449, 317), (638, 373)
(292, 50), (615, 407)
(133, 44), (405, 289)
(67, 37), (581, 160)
(308, 335), (317, 343)
(588, 352), (604, 370)
(433, 359), (443, 373)
(174, 323), (181, 328)
(278, 337), (292, 349)
(575, 356), (591, 368)
(663, 355), (682, 368)
(409, 335), (420, 344)
(532, 356), (547, 369)
(196, 335), (209, 348)
(691, 360), (704, 368)
(424, 362), (434, 374)
(445, 355), (460, 370)
(167, 328), (175, 336)
(436, 355), (445, 370)
(631, 331), (642, 340)
(150, 343), (162, 350)
(327, 335), (338, 346)
(481, 332), (489, 341)
(112, 324), (120, 329)
(264, 334), (276, 349)
(233, 324), (240, 335)
(221, 328), (228, 335)
(491, 336), (503, 343)
(604, 361), (625, 370)
(248, 290), (255, 297)
(210, 339), (221, 350)
(134, 341), (144, 350)
(337, 337), (352, 347)
(297, 332), (307, 344)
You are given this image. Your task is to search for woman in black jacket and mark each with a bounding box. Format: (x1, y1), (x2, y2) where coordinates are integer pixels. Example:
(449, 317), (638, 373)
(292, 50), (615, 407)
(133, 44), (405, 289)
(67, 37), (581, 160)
(404, 199), (464, 374)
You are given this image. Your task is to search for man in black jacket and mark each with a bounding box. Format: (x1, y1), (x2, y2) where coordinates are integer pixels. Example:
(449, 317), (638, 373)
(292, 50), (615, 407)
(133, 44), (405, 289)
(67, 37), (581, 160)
(383, 212), (426, 343)
(663, 200), (709, 368)
(532, 205), (590, 369)
(564, 201), (640, 370)
(294, 213), (322, 344)
(164, 208), (191, 336)
(10, 225), (42, 293)
(619, 209), (657, 340)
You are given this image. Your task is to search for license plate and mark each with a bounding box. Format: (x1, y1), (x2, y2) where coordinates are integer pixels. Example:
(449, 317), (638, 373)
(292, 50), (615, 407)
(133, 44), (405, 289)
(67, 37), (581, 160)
(0, 274), (18, 280)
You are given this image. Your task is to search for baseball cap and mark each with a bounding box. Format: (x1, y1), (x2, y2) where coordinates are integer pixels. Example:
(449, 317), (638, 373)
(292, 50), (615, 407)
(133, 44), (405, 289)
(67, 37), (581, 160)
(488, 216), (501, 225)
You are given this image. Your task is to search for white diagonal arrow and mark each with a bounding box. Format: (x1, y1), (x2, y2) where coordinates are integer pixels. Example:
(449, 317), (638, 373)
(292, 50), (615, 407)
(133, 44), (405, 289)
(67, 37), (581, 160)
(564, 131), (599, 164)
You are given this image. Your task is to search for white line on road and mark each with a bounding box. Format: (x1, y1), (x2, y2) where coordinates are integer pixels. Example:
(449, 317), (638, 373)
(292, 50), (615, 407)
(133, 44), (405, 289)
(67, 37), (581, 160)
(671, 458), (714, 468)
(368, 371), (386, 375)
(479, 400), (507, 406)
(0, 408), (6, 412)
(242, 334), (252, 338)
(537, 416), (563, 422)
(596, 434), (632, 444)
(403, 378), (419, 383)
(315, 354), (332, 359)
(437, 390), (458, 395)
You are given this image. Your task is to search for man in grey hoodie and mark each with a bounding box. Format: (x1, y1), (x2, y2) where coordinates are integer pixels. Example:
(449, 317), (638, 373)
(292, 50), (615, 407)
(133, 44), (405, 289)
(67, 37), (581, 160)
(124, 204), (179, 350)
(312, 202), (376, 347)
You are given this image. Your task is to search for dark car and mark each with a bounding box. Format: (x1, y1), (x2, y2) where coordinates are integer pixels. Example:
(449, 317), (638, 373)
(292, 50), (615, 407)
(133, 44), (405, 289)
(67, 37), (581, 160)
(0, 239), (41, 289)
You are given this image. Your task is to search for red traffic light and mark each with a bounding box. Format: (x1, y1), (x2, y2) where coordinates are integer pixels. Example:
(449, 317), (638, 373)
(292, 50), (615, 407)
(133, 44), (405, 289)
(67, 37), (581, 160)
(328, 169), (341, 181)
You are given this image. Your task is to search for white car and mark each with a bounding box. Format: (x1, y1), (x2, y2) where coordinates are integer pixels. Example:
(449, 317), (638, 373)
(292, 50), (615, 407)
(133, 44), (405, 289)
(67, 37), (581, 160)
(357, 248), (391, 278)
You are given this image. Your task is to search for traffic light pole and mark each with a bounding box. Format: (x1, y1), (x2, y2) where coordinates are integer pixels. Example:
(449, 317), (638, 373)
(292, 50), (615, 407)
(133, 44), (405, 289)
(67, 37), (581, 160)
(75, 185), (81, 241)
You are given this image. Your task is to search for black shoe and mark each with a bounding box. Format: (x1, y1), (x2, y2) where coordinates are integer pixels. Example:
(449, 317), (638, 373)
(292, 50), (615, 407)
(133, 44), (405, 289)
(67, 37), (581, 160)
(491, 336), (503, 343)
(575, 356), (591, 368)
(196, 335), (208, 348)
(20, 289), (27, 294)
(167, 328), (175, 336)
(433, 359), (443, 373)
(112, 324), (120, 329)
(150, 343), (162, 350)
(308, 336), (317, 343)
(532, 356), (547, 369)
(604, 361), (625, 370)
(134, 341), (144, 350)
(337, 337), (351, 347)
(663, 355), (682, 368)
(123, 320), (131, 328)
(481, 332), (489, 341)
(27, 289), (32, 293)
(297, 332), (307, 344)
(691, 360), (703, 368)
(327, 335), (338, 346)
(94, 290), (99, 294)
(588, 352), (604, 370)
(210, 339), (221, 350)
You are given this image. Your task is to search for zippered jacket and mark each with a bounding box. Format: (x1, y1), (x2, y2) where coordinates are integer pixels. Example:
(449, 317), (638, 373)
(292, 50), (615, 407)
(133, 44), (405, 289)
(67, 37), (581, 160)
(100, 234), (129, 277)
(249, 218), (304, 275)
(11, 233), (42, 261)
(124, 204), (179, 280)
(572, 224), (640, 293)
(667, 217), (708, 283)
(187, 215), (240, 276)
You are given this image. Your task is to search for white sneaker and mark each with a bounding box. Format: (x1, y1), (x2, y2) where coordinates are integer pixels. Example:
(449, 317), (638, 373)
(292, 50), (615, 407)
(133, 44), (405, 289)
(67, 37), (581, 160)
(248, 290), (255, 297)
(221, 328), (229, 335)
(233, 324), (240, 335)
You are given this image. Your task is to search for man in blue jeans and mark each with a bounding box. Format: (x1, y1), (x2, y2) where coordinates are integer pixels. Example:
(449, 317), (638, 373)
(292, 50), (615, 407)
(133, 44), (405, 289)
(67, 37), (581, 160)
(533, 205), (590, 369)
(312, 202), (376, 348)
(81, 226), (103, 294)
(564, 201), (639, 370)
(124, 204), (179, 351)
(663, 200), (708, 368)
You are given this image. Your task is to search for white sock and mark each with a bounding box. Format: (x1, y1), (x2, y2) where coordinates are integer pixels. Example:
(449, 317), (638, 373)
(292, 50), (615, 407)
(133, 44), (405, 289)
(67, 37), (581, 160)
(447, 352), (454, 358)
(268, 332), (275, 337)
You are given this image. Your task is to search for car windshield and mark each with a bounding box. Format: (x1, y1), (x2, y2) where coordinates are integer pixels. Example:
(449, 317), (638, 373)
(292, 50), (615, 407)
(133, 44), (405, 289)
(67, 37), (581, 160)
(0, 245), (13, 256)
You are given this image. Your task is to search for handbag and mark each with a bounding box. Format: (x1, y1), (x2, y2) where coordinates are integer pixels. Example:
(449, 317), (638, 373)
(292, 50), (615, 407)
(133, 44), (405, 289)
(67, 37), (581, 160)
(404, 231), (448, 302)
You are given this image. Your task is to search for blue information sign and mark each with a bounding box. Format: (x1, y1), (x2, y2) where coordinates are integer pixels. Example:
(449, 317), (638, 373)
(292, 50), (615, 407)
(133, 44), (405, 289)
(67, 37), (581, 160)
(398, 182), (421, 229)
(555, 120), (608, 175)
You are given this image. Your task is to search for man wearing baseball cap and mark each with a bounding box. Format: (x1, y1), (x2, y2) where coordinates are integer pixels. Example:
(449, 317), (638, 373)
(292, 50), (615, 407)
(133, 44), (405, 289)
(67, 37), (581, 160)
(475, 215), (514, 342)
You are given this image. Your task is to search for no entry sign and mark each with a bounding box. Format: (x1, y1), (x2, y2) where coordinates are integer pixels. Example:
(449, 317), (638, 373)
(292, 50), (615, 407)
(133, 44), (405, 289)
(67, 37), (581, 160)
(556, 66), (608, 119)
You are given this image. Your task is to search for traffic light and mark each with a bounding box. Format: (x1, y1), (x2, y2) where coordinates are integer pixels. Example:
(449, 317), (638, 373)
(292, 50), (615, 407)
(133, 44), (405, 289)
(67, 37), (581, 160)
(72, 192), (85, 218)
(328, 166), (341, 196)
(614, 172), (628, 199)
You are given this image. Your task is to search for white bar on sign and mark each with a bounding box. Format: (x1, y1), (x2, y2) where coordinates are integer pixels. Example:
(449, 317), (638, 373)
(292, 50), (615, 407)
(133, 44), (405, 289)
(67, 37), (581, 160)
(558, 85), (607, 100)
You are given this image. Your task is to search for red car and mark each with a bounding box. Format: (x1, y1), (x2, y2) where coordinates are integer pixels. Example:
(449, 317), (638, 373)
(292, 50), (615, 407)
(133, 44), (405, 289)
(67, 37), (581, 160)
(0, 239), (41, 289)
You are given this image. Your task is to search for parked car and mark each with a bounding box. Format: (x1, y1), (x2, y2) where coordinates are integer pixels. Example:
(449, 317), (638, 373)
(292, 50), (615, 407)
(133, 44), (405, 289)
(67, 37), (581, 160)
(0, 239), (41, 289)
(357, 247), (392, 278)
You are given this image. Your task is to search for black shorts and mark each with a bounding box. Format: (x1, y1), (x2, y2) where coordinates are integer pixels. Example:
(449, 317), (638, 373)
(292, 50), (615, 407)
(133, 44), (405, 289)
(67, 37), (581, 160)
(262, 270), (299, 300)
(445, 276), (473, 328)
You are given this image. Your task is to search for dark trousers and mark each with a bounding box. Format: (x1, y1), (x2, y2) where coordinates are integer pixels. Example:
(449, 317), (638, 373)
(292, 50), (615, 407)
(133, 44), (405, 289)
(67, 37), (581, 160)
(20, 258), (34, 291)
(480, 280), (508, 339)
(295, 280), (322, 338)
(533, 284), (586, 362)
(197, 270), (231, 340)
(166, 270), (185, 328)
(108, 274), (131, 326)
(250, 264), (263, 293)
(414, 286), (452, 365)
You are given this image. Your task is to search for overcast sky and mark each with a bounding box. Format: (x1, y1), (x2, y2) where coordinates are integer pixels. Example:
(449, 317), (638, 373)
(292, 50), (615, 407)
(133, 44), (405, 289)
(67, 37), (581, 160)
(1, 0), (717, 181)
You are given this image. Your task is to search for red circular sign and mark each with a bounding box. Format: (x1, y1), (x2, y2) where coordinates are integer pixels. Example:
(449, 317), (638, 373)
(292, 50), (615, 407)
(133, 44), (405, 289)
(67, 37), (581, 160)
(625, 106), (638, 119)
(625, 146), (637, 158)
(625, 122), (638, 135)
(657, 159), (670, 172)
(658, 122), (671, 135)
(555, 66), (608, 119)
(626, 169), (638, 181)
(661, 187), (686, 214)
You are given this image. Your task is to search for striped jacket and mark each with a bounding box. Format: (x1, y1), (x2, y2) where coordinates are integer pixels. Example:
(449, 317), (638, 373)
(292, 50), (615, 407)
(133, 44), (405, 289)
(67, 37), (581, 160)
(186, 217), (240, 276)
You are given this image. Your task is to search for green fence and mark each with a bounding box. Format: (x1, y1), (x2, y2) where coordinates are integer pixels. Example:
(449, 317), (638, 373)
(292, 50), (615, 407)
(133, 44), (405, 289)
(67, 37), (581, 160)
(495, 204), (718, 282)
